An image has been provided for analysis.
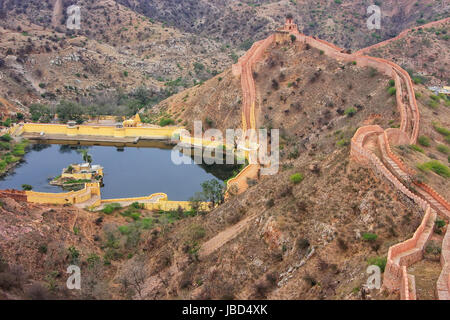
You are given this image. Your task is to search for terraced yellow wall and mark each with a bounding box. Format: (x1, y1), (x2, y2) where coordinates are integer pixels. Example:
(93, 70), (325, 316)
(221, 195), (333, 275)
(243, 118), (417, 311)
(61, 172), (93, 180)
(100, 193), (168, 204)
(26, 183), (101, 205)
(144, 200), (210, 211)
(21, 123), (182, 139)
(100, 193), (209, 211)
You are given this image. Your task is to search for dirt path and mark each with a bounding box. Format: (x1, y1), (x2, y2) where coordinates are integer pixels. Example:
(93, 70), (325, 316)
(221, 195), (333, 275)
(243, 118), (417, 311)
(52, 0), (63, 29)
(199, 214), (257, 258)
(355, 17), (450, 55)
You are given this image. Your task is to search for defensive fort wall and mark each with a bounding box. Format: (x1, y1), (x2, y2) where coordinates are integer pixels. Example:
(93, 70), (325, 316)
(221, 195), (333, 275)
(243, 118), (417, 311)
(231, 18), (450, 299)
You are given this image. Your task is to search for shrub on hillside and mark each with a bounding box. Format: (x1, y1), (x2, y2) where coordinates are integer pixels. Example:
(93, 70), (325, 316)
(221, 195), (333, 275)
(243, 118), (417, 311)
(159, 118), (175, 126)
(337, 238), (348, 251)
(427, 99), (439, 109)
(435, 219), (446, 235)
(362, 233), (378, 241)
(290, 173), (304, 184)
(418, 135), (431, 147)
(344, 107), (357, 117)
(271, 79), (279, 90)
(0, 272), (16, 290)
(25, 282), (51, 300)
(417, 160), (450, 178)
(102, 203), (121, 214)
(337, 139), (350, 147)
(367, 256), (387, 272)
(437, 144), (450, 155)
(131, 202), (144, 209)
(0, 142), (10, 150)
(409, 144), (424, 153)
(387, 87), (397, 96)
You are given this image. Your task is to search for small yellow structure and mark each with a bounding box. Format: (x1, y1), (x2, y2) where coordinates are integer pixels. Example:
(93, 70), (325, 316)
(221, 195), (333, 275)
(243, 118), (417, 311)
(61, 163), (104, 180)
(443, 86), (450, 95)
(123, 114), (142, 127)
(26, 182), (101, 205)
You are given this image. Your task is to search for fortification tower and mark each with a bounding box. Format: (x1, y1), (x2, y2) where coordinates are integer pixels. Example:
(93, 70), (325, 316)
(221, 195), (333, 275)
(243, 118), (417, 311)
(283, 16), (298, 33)
(275, 15), (299, 42)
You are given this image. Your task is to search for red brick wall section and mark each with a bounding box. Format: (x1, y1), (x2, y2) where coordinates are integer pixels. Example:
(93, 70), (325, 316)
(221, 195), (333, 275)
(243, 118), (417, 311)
(400, 267), (409, 300)
(384, 206), (435, 292)
(0, 190), (27, 202)
(437, 226), (450, 300)
(291, 29), (420, 144)
(382, 132), (415, 175)
(414, 182), (450, 212)
(400, 267), (417, 300)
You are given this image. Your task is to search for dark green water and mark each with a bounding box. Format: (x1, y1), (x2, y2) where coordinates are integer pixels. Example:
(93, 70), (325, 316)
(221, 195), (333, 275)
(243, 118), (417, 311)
(0, 141), (234, 200)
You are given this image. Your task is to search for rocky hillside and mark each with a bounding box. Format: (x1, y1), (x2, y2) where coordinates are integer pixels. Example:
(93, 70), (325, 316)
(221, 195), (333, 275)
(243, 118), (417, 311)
(153, 37), (397, 146)
(0, 144), (423, 300)
(0, 0), (236, 112)
(118, 0), (449, 49)
(367, 20), (450, 86)
(0, 36), (435, 300)
(0, 1), (449, 301)
(0, 197), (103, 299)
(0, 0), (448, 115)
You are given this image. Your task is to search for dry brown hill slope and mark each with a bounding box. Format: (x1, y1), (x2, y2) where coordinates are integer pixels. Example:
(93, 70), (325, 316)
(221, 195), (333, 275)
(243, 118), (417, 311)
(118, 0), (449, 49)
(0, 0), (236, 108)
(367, 19), (450, 86)
(0, 33), (429, 300)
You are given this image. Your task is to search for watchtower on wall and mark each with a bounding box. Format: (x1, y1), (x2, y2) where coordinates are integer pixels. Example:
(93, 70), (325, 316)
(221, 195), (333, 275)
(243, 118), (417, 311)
(283, 17), (298, 33)
(275, 16), (299, 42)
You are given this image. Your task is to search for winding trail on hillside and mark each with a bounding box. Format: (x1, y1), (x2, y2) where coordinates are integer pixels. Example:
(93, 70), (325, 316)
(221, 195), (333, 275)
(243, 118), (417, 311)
(355, 17), (450, 56)
(202, 19), (450, 299)
(198, 213), (257, 259)
(52, 0), (63, 29)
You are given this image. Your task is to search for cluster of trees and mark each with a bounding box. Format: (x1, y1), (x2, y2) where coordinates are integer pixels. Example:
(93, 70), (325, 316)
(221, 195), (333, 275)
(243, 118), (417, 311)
(28, 87), (166, 124)
(190, 179), (225, 212)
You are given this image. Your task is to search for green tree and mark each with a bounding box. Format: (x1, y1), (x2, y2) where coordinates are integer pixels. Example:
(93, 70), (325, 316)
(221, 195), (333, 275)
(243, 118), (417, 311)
(189, 192), (207, 214)
(200, 179), (225, 207)
(56, 100), (83, 123)
(29, 103), (52, 122)
(79, 149), (92, 164)
(133, 86), (151, 107)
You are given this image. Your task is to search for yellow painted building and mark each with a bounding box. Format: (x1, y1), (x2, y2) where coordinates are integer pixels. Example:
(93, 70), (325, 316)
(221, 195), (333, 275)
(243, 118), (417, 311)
(123, 114), (142, 127)
(61, 163), (104, 180)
